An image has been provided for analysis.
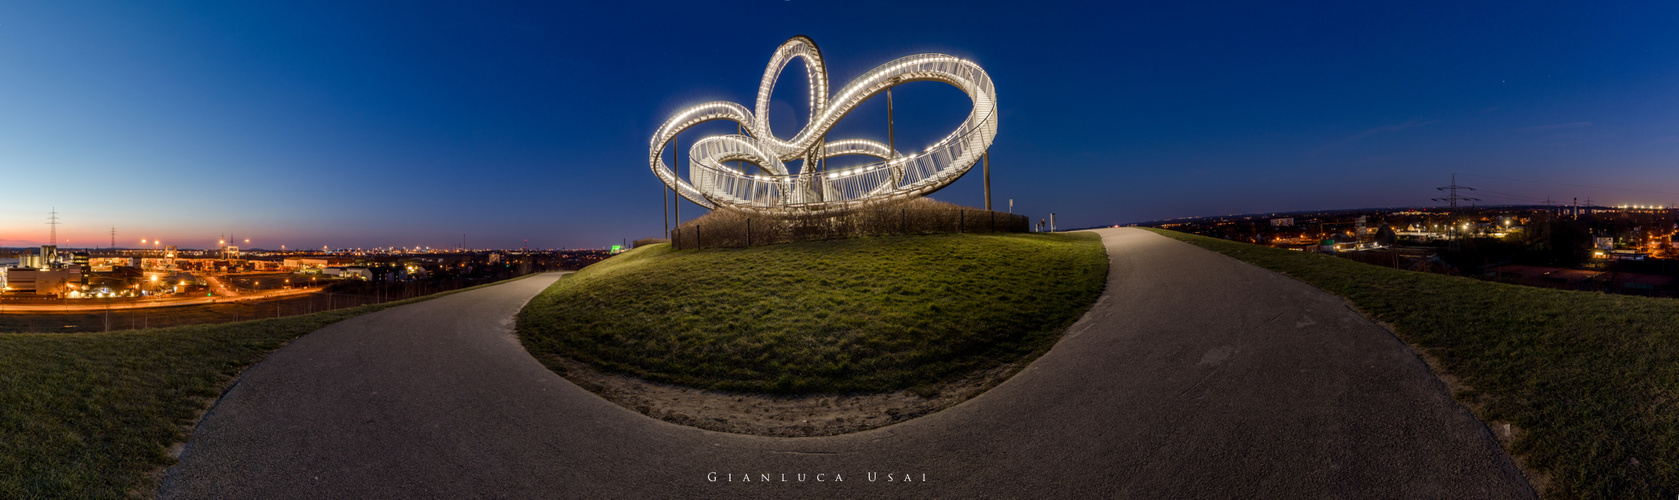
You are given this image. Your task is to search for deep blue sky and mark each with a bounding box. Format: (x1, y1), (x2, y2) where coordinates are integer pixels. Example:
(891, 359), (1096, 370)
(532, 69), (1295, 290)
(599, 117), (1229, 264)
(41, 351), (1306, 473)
(3, 1), (1677, 249)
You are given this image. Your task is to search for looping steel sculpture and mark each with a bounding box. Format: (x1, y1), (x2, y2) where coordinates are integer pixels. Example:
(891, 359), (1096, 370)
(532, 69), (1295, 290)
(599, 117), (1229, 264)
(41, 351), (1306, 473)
(649, 36), (997, 217)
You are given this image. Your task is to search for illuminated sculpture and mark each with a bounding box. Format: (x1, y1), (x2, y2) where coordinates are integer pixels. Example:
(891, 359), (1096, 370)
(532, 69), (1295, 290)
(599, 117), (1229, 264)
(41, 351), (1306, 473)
(649, 36), (997, 217)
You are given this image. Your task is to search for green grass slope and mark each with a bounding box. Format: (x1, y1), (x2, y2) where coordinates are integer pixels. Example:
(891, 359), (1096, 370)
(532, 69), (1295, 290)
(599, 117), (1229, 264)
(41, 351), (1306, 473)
(0, 275), (534, 499)
(518, 233), (1108, 394)
(1148, 228), (1679, 499)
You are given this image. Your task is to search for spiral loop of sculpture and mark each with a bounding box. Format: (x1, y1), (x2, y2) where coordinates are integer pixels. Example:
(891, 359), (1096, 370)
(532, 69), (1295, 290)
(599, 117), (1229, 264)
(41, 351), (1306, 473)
(649, 36), (997, 217)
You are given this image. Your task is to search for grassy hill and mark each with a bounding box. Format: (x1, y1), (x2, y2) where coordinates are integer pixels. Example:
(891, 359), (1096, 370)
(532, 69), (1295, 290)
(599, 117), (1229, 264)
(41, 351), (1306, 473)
(517, 232), (1108, 394)
(1148, 228), (1679, 499)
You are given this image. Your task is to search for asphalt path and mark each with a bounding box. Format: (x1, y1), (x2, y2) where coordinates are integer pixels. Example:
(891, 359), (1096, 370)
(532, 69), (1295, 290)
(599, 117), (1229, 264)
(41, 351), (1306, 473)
(160, 228), (1533, 498)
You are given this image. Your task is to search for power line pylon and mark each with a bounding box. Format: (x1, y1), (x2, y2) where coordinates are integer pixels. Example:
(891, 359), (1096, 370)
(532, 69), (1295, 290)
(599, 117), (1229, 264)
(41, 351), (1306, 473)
(46, 208), (60, 247)
(1432, 174), (1479, 252)
(1432, 173), (1480, 209)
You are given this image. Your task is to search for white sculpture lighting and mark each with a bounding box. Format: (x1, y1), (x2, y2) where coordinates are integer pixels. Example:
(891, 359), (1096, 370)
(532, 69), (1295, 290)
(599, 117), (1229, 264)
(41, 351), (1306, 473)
(649, 36), (998, 217)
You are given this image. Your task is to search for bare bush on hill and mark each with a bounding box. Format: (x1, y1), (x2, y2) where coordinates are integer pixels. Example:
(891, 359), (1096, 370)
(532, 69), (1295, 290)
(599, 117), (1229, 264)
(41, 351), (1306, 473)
(668, 198), (1029, 249)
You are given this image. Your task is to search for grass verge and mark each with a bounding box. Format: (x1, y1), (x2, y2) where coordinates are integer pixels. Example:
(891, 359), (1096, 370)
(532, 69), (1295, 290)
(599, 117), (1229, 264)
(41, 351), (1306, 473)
(1147, 228), (1678, 499)
(0, 274), (537, 499)
(518, 233), (1107, 395)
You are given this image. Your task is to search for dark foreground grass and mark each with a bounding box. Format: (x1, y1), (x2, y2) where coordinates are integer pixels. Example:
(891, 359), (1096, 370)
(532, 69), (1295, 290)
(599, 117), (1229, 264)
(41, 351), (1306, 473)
(0, 275), (535, 499)
(518, 233), (1107, 395)
(1148, 228), (1679, 499)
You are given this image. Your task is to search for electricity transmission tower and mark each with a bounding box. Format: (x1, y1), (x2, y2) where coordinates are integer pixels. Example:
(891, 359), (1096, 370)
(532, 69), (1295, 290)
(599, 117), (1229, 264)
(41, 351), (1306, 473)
(1433, 173), (1480, 209)
(1433, 174), (1479, 252)
(46, 208), (60, 246)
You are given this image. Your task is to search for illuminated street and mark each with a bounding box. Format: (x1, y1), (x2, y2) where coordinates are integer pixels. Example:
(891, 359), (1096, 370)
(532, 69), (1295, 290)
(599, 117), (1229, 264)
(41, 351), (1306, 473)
(0, 286), (319, 313)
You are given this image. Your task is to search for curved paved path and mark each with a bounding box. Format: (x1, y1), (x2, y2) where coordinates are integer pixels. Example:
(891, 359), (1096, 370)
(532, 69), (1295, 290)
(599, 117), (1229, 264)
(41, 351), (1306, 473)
(161, 228), (1533, 498)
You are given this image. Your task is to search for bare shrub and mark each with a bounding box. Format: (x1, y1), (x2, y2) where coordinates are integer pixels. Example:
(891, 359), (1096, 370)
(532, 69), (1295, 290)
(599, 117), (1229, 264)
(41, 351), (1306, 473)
(670, 198), (1029, 249)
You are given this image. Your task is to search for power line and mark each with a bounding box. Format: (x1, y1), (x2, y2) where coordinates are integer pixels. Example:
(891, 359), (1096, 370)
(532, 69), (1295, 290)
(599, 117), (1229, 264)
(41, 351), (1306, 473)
(1474, 188), (1551, 204)
(1457, 173), (1679, 197)
(1430, 174), (1481, 253)
(1432, 173), (1480, 209)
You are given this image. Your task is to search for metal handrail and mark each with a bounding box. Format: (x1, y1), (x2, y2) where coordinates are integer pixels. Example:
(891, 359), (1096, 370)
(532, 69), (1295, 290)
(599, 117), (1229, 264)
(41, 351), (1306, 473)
(648, 36), (998, 217)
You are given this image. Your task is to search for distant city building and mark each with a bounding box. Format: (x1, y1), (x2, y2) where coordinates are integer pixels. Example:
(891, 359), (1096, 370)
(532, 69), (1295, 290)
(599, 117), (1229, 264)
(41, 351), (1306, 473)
(89, 257), (141, 271)
(19, 245), (60, 268)
(282, 257), (353, 269)
(1595, 237), (1615, 251)
(2, 267), (82, 296)
(1271, 218), (1295, 227)
(249, 259), (284, 272)
(322, 266), (363, 278)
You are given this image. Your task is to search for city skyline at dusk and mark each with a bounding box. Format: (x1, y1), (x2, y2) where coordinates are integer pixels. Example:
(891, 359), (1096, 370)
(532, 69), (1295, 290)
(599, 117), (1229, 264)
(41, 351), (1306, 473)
(3, 1), (1677, 248)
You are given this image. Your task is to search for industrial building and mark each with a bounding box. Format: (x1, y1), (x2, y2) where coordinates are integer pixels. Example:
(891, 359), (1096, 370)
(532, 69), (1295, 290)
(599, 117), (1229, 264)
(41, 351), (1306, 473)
(1, 267), (83, 296)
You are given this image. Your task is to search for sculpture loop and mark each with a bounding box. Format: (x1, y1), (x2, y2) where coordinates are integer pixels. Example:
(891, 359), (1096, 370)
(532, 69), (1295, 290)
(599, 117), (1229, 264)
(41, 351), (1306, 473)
(649, 36), (997, 217)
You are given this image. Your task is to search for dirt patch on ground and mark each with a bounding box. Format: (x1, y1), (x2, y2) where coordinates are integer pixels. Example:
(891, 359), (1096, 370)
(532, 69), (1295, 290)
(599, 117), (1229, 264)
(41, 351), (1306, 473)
(543, 355), (1025, 437)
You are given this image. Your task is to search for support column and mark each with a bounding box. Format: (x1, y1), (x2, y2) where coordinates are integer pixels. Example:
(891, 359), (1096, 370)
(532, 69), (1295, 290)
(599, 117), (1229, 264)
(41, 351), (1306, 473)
(664, 136), (672, 236)
(887, 86), (896, 156)
(808, 136), (826, 202)
(984, 150), (991, 211)
(888, 85), (899, 189)
(673, 135), (681, 226)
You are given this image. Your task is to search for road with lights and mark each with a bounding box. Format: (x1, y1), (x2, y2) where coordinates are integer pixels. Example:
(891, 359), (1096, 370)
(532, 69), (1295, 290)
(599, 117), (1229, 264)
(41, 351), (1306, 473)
(0, 286), (322, 312)
(198, 274), (239, 297)
(161, 229), (1533, 498)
